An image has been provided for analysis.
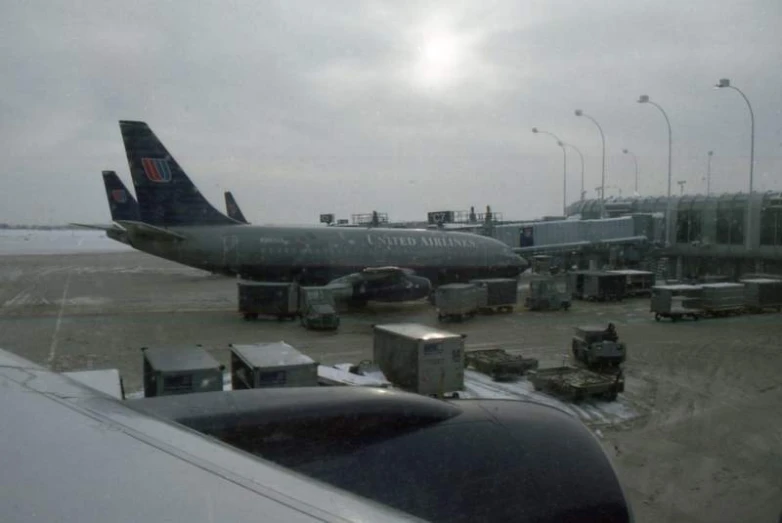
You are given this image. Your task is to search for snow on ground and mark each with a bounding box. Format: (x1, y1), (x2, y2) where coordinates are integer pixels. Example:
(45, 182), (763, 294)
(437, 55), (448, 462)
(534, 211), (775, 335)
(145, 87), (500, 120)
(0, 229), (132, 255)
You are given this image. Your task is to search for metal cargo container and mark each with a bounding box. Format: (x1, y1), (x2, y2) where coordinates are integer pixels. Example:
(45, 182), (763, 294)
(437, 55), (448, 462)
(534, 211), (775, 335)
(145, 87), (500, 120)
(142, 346), (224, 398)
(373, 323), (465, 395)
(469, 278), (517, 311)
(699, 283), (745, 314)
(650, 284), (703, 321)
(740, 278), (782, 312)
(569, 271), (626, 301)
(608, 269), (655, 297)
(435, 283), (479, 321)
(230, 342), (318, 389)
(238, 280), (299, 320)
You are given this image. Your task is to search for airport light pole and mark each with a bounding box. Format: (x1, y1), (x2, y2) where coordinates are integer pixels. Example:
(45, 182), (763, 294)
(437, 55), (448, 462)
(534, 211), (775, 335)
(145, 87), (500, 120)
(715, 78), (754, 249)
(637, 95), (672, 247)
(566, 143), (586, 200)
(622, 148), (639, 195)
(575, 110), (606, 217)
(678, 180), (686, 195)
(532, 127), (568, 215)
(714, 79), (754, 195)
(706, 150), (714, 195)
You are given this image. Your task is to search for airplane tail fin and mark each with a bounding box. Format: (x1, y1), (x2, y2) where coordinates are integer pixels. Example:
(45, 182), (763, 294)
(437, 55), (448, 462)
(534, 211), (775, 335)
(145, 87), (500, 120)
(119, 121), (239, 227)
(224, 191), (249, 224)
(102, 170), (140, 222)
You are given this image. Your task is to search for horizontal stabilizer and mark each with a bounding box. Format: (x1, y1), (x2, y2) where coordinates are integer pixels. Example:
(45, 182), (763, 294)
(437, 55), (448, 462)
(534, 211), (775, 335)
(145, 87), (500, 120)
(116, 220), (187, 241)
(69, 223), (126, 232)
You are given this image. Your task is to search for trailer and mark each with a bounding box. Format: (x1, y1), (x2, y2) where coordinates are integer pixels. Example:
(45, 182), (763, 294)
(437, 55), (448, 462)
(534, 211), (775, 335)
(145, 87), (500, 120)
(435, 283), (479, 322)
(650, 284), (703, 322)
(464, 349), (539, 380)
(469, 278), (518, 313)
(238, 280), (299, 320)
(527, 366), (624, 402)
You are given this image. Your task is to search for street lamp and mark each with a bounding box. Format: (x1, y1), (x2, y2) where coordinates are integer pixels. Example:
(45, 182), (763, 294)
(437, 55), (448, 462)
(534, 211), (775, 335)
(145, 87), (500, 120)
(532, 127), (568, 215)
(575, 110), (606, 217)
(637, 94), (673, 246)
(622, 148), (639, 195)
(677, 180), (686, 195)
(566, 143), (586, 201)
(714, 79), (754, 195)
(706, 150), (714, 195)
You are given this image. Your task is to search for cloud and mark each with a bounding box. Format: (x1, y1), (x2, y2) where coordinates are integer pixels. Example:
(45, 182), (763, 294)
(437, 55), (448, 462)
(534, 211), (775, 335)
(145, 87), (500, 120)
(0, 0), (779, 225)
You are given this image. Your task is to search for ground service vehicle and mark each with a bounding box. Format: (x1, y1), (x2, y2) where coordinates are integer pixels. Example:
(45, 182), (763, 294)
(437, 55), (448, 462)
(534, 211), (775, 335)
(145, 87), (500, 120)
(571, 325), (627, 368)
(299, 286), (340, 330)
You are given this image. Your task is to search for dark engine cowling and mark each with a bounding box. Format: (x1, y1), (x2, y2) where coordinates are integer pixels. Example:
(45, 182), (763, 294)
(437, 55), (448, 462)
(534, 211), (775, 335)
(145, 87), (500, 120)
(358, 273), (432, 302)
(131, 387), (633, 523)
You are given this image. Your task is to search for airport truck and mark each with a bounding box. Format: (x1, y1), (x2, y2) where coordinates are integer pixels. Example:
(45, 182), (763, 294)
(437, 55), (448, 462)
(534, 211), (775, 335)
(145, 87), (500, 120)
(571, 324), (626, 368)
(299, 286), (340, 330)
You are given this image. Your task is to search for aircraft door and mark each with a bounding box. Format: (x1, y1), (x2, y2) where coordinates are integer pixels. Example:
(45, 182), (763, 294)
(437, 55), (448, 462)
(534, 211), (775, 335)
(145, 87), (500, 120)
(222, 234), (239, 271)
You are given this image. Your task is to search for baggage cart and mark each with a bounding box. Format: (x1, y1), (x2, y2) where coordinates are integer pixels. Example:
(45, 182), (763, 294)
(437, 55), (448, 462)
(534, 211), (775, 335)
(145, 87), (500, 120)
(464, 349), (538, 380)
(740, 278), (782, 313)
(238, 280), (299, 320)
(230, 342), (318, 389)
(524, 276), (571, 311)
(469, 278), (517, 313)
(650, 284), (703, 321)
(435, 283), (479, 322)
(607, 269), (655, 297)
(698, 283), (745, 317)
(527, 366), (624, 402)
(373, 323), (465, 395)
(142, 346), (224, 398)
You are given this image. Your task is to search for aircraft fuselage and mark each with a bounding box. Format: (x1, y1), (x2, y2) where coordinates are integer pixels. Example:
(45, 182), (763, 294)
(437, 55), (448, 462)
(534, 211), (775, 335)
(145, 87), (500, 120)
(124, 224), (525, 285)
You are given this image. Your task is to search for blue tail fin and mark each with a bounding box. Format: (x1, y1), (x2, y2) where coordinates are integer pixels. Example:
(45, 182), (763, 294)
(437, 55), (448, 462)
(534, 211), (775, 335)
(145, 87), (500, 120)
(119, 121), (238, 227)
(102, 170), (140, 222)
(224, 191), (249, 224)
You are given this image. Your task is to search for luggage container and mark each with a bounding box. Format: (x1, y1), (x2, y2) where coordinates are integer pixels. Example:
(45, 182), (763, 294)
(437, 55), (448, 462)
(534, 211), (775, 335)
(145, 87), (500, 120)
(230, 342), (318, 390)
(373, 323), (465, 395)
(528, 366), (624, 402)
(142, 346), (224, 398)
(650, 284), (703, 321)
(464, 349), (538, 380)
(238, 280), (299, 320)
(608, 269), (655, 297)
(699, 283), (745, 317)
(469, 278), (517, 312)
(524, 277), (571, 311)
(741, 278), (782, 312)
(581, 272), (626, 301)
(435, 283), (479, 322)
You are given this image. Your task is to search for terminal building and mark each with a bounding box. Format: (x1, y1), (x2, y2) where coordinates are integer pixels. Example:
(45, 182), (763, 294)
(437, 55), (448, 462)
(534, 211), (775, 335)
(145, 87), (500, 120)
(564, 192), (782, 279)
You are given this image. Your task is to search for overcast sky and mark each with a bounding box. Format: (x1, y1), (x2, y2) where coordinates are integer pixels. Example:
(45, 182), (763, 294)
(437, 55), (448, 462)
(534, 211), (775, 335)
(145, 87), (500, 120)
(1, 0), (780, 225)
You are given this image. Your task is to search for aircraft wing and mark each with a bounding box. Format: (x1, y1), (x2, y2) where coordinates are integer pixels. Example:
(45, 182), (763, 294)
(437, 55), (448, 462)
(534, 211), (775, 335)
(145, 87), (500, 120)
(0, 349), (419, 523)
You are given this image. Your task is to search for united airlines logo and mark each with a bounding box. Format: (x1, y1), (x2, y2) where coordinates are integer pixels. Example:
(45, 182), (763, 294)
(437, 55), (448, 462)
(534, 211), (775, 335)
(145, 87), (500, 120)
(141, 158), (172, 183)
(111, 189), (127, 203)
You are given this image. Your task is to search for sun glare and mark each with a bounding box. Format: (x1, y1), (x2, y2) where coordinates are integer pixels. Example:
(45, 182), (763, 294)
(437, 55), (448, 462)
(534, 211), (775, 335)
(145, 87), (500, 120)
(414, 29), (465, 90)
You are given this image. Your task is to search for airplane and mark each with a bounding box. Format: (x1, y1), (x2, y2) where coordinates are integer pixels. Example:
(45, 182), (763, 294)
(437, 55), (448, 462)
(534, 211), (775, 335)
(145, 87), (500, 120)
(0, 347), (633, 522)
(114, 120), (527, 303)
(70, 170), (140, 245)
(225, 191), (249, 223)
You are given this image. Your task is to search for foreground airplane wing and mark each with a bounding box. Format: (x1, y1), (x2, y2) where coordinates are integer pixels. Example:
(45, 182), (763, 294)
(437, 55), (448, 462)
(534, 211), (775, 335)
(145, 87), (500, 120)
(0, 349), (420, 523)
